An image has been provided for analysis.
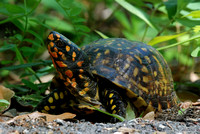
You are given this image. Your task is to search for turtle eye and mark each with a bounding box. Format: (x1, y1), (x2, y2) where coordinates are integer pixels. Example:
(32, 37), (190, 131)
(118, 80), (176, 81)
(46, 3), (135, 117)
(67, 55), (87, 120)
(56, 40), (65, 48)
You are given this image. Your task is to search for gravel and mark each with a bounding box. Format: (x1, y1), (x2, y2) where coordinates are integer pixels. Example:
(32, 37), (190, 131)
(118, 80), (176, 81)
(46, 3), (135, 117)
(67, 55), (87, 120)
(0, 118), (199, 134)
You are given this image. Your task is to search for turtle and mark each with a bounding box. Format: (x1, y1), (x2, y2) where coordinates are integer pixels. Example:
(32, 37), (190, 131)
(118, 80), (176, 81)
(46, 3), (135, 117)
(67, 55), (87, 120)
(36, 31), (179, 121)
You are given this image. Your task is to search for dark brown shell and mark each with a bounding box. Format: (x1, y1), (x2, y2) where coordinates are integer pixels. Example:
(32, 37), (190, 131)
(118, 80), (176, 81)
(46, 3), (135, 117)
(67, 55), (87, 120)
(83, 38), (179, 113)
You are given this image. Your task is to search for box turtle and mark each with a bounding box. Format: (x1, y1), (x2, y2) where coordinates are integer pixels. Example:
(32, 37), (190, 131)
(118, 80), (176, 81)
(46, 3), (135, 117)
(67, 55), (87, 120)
(36, 31), (179, 121)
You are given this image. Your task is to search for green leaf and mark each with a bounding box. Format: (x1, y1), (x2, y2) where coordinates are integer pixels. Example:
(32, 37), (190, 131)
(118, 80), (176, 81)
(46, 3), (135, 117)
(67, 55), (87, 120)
(95, 30), (109, 39)
(70, 7), (82, 16)
(5, 4), (25, 14)
(0, 99), (10, 112)
(193, 25), (200, 33)
(0, 44), (15, 52)
(75, 25), (90, 32)
(148, 32), (186, 45)
(27, 30), (44, 45)
(177, 0), (191, 15)
(191, 46), (200, 57)
(164, 0), (177, 20)
(20, 46), (36, 57)
(185, 10), (200, 18)
(115, 0), (156, 30)
(0, 61), (52, 71)
(15, 46), (24, 64)
(21, 79), (39, 91)
(71, 18), (86, 23)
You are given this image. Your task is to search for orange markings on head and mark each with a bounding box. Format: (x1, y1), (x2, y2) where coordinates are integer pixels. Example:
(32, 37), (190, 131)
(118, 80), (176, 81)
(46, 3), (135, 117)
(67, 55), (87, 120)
(51, 52), (58, 58)
(79, 90), (86, 95)
(72, 78), (76, 82)
(77, 61), (84, 67)
(79, 74), (84, 79)
(51, 57), (57, 68)
(56, 34), (60, 38)
(58, 72), (64, 80)
(58, 51), (63, 55)
(56, 61), (67, 67)
(54, 47), (58, 52)
(65, 70), (73, 78)
(72, 52), (76, 58)
(66, 78), (71, 83)
(64, 81), (70, 86)
(84, 88), (89, 92)
(48, 34), (54, 41)
(79, 69), (84, 73)
(71, 82), (77, 88)
(66, 46), (70, 52)
(50, 42), (54, 47)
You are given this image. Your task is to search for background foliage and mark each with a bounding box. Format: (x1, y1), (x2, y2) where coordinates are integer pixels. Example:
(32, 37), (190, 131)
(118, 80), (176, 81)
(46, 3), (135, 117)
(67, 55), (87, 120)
(0, 0), (200, 106)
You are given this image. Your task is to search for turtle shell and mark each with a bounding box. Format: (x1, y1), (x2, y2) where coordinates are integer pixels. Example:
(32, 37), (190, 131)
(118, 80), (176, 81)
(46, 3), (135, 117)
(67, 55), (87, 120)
(82, 38), (179, 113)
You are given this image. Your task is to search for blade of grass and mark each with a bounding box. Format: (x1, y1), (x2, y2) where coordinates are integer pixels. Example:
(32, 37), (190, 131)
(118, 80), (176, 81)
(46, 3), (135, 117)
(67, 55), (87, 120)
(157, 35), (200, 50)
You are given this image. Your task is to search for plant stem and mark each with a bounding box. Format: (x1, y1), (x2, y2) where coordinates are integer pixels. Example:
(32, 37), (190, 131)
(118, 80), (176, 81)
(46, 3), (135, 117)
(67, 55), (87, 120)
(157, 35), (200, 51)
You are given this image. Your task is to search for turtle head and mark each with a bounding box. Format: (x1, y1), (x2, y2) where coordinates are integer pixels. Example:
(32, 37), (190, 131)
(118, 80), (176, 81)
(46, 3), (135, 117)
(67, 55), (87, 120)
(47, 31), (90, 70)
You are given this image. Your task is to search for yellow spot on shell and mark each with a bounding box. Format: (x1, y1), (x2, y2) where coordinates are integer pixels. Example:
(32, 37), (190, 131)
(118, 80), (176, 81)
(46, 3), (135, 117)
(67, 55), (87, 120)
(48, 34), (54, 41)
(44, 106), (50, 111)
(79, 69), (84, 73)
(154, 71), (157, 77)
(143, 76), (149, 83)
(96, 53), (101, 59)
(94, 48), (99, 52)
(133, 68), (139, 77)
(48, 97), (53, 103)
(109, 93), (114, 98)
(56, 61), (67, 67)
(124, 63), (130, 70)
(138, 83), (148, 93)
(134, 55), (142, 64)
(141, 66), (148, 73)
(144, 56), (151, 63)
(110, 99), (113, 105)
(117, 43), (121, 47)
(141, 48), (147, 51)
(60, 92), (64, 99)
(111, 105), (116, 110)
(50, 106), (56, 109)
(54, 92), (59, 100)
(104, 49), (110, 55)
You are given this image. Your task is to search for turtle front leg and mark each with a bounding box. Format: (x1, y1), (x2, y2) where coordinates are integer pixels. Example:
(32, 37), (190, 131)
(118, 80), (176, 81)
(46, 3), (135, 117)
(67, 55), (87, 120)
(101, 89), (127, 122)
(35, 75), (73, 114)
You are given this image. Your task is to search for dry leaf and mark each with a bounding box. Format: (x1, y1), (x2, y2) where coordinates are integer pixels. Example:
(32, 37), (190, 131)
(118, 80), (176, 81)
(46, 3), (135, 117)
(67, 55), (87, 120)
(143, 111), (155, 120)
(6, 111), (76, 123)
(0, 85), (15, 101)
(0, 85), (15, 112)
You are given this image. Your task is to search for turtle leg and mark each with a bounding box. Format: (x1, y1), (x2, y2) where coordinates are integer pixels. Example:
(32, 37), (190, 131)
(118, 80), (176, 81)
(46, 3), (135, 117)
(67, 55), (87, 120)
(35, 75), (73, 114)
(101, 89), (127, 122)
